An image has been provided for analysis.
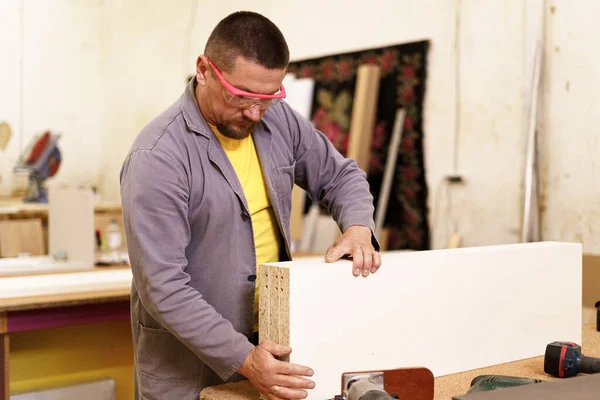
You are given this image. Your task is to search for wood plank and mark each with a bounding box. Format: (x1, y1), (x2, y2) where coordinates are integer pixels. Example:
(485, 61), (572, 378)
(0, 219), (45, 257)
(0, 268), (132, 301)
(347, 64), (381, 173)
(0, 287), (130, 313)
(259, 242), (582, 399)
(0, 268), (132, 312)
(0, 312), (8, 400)
(0, 262), (128, 279)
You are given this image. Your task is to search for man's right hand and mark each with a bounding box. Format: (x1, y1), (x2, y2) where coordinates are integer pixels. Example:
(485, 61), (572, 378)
(237, 340), (315, 399)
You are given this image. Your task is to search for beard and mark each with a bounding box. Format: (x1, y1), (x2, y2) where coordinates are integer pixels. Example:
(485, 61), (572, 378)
(217, 118), (258, 140)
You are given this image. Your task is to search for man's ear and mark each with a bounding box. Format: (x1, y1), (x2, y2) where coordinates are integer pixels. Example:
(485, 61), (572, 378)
(196, 55), (209, 86)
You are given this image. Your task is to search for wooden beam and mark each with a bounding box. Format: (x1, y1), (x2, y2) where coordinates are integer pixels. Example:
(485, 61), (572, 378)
(0, 268), (132, 301)
(347, 64), (381, 173)
(259, 242), (582, 399)
(582, 254), (600, 325)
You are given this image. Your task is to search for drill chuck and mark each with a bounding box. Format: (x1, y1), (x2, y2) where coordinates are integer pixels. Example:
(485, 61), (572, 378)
(346, 379), (395, 400)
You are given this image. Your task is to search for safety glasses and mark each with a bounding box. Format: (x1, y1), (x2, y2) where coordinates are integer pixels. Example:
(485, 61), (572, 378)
(206, 57), (286, 110)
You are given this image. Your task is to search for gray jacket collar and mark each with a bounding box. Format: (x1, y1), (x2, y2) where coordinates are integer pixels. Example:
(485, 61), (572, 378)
(180, 77), (213, 138)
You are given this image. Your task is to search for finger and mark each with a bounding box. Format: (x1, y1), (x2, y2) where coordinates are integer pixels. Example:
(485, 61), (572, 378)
(352, 247), (363, 276)
(324, 243), (336, 263)
(273, 374), (316, 390)
(371, 251), (382, 273)
(270, 386), (308, 400)
(361, 248), (373, 277)
(279, 360), (314, 377)
(325, 241), (350, 263)
(260, 340), (292, 358)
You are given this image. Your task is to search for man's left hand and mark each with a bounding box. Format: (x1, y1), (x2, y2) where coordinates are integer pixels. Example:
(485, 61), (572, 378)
(325, 225), (381, 277)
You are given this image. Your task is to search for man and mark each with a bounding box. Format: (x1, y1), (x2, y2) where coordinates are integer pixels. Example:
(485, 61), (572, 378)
(120, 11), (381, 400)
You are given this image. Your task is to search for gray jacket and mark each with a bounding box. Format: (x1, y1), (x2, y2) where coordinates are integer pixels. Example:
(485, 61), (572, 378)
(120, 78), (377, 400)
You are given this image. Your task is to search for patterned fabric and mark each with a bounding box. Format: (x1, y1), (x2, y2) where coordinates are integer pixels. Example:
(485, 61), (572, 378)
(288, 40), (430, 250)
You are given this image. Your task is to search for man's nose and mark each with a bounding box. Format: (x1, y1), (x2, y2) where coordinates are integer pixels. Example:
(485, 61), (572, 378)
(243, 104), (261, 122)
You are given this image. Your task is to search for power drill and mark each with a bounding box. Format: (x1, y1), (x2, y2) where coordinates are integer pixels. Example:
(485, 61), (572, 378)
(544, 341), (600, 378)
(465, 375), (544, 393)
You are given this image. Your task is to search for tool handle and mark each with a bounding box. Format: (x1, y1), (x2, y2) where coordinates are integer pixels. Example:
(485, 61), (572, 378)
(580, 356), (600, 374)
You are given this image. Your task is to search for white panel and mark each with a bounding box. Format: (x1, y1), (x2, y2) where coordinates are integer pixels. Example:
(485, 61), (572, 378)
(281, 74), (315, 120)
(48, 185), (95, 266)
(266, 242), (582, 399)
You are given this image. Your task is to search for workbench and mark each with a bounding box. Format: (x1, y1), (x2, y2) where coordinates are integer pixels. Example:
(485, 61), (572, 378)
(0, 266), (132, 400)
(201, 253), (600, 400)
(199, 322), (600, 400)
(0, 253), (597, 400)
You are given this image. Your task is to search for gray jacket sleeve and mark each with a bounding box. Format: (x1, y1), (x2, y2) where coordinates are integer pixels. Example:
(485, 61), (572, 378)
(280, 102), (380, 249)
(120, 148), (254, 381)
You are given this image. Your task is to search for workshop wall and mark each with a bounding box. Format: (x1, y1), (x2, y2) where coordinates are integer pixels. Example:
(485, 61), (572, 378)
(0, 0), (597, 254)
(0, 1), (106, 196)
(540, 1), (600, 253)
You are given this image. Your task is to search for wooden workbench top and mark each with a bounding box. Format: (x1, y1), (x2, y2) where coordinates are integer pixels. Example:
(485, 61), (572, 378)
(0, 197), (121, 217)
(0, 266), (131, 312)
(199, 323), (600, 400)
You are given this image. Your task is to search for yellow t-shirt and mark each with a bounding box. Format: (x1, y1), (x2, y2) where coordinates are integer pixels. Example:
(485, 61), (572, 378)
(209, 125), (281, 332)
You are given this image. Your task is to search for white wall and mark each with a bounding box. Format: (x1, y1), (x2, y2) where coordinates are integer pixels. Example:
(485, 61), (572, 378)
(0, 0), (22, 192)
(0, 0), (107, 193)
(0, 0), (598, 253)
(541, 0), (600, 250)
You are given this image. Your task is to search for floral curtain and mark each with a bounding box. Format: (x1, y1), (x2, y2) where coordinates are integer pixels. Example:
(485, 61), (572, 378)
(288, 40), (430, 250)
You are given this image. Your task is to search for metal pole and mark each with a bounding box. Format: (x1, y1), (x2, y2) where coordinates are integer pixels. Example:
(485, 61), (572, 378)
(374, 109), (406, 239)
(522, 41), (542, 242)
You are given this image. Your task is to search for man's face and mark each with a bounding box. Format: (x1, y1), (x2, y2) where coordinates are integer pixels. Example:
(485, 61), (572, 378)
(198, 56), (287, 140)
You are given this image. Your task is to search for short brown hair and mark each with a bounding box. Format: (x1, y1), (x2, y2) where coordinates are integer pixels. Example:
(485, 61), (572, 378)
(205, 11), (289, 73)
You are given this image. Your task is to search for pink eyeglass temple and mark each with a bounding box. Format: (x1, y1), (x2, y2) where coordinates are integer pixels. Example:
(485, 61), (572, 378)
(206, 57), (286, 100)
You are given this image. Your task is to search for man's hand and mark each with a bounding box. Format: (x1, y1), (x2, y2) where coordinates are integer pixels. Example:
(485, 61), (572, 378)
(325, 225), (381, 277)
(237, 340), (315, 399)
